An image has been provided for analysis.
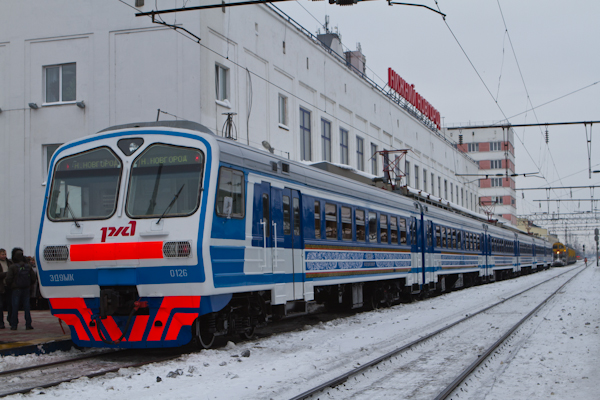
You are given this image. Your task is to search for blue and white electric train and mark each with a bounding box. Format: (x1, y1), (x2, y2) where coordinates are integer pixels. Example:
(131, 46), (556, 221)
(36, 121), (552, 349)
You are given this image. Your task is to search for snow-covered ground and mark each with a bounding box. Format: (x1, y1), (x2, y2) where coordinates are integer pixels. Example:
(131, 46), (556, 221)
(3, 262), (598, 399)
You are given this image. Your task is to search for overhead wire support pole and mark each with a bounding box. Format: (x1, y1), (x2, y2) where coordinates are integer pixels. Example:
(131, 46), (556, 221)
(516, 185), (600, 191)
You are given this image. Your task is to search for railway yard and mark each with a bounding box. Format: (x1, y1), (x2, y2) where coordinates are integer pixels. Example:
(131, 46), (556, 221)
(0, 262), (596, 399)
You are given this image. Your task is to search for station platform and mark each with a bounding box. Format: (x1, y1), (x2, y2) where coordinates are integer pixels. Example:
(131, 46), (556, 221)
(0, 310), (73, 356)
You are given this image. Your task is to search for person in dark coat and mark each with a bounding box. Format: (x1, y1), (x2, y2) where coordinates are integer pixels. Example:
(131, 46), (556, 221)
(5, 248), (36, 330)
(0, 248), (13, 329)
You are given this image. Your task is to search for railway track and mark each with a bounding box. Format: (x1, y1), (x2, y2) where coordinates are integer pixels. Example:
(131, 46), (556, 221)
(0, 348), (184, 397)
(289, 265), (585, 400)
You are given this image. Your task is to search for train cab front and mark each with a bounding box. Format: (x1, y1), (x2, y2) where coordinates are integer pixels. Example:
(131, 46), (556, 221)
(36, 130), (223, 348)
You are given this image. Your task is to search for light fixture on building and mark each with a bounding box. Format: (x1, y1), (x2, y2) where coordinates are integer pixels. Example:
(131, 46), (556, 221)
(76, 101), (85, 109)
(29, 103), (39, 109)
(262, 140), (274, 154)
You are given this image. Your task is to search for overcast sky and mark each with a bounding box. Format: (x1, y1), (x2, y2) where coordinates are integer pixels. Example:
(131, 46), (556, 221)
(273, 0), (600, 248)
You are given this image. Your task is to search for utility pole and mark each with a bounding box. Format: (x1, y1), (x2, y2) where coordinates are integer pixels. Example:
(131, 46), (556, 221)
(595, 228), (599, 266)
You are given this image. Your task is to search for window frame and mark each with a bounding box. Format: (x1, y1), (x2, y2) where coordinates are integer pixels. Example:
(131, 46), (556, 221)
(215, 64), (229, 101)
(278, 94), (288, 127)
(215, 167), (245, 219)
(340, 128), (349, 165)
(370, 143), (378, 175)
(300, 108), (312, 161)
(47, 146), (122, 222)
(43, 63), (76, 105)
(321, 118), (332, 162)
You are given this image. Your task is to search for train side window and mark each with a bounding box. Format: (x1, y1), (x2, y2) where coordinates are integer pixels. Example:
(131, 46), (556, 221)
(380, 215), (388, 244)
(314, 201), (321, 239)
(390, 216), (398, 244)
(451, 229), (457, 249)
(293, 198), (300, 236)
(466, 233), (471, 250)
(435, 225), (441, 247)
(427, 223), (433, 247)
(368, 212), (377, 242)
(216, 168), (245, 218)
(399, 218), (407, 245)
(441, 227), (447, 248)
(341, 206), (352, 241)
(457, 231), (462, 250)
(325, 203), (338, 239)
(262, 193), (270, 237)
(283, 196), (291, 235)
(356, 209), (366, 241)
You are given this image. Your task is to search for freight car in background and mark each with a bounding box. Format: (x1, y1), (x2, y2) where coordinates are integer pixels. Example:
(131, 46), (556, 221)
(36, 121), (552, 349)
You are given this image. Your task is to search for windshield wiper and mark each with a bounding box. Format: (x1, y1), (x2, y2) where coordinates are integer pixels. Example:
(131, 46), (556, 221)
(64, 191), (81, 228)
(146, 164), (163, 215)
(156, 184), (185, 224)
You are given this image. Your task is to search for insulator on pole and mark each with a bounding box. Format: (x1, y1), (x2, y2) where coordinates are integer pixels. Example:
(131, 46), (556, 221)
(545, 128), (549, 144)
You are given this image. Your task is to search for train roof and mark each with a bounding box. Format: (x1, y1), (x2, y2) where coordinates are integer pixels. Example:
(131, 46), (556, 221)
(94, 121), (548, 244)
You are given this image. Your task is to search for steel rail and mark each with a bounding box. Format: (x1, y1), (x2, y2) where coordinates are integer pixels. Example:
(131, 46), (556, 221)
(288, 266), (580, 400)
(0, 350), (183, 397)
(433, 265), (585, 400)
(0, 349), (122, 377)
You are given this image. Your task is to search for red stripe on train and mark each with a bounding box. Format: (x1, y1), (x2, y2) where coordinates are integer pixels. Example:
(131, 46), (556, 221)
(70, 242), (164, 262)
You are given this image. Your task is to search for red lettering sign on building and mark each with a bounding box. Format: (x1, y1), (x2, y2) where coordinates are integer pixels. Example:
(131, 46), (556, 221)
(388, 68), (441, 129)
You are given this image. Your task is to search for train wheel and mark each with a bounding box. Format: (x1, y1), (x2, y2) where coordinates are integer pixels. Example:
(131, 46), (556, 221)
(239, 326), (256, 340)
(193, 317), (215, 350)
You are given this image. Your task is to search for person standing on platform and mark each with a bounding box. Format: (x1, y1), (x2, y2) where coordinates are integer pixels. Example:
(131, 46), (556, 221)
(5, 248), (36, 330)
(0, 248), (13, 329)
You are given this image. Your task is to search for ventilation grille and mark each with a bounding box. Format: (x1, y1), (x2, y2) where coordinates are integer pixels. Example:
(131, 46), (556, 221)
(163, 241), (192, 258)
(44, 246), (69, 262)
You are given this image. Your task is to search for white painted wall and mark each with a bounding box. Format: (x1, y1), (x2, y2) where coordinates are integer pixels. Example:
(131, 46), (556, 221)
(0, 0), (480, 253)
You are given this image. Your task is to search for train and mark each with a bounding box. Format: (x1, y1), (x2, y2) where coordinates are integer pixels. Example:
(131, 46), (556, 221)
(36, 121), (553, 349)
(551, 242), (577, 266)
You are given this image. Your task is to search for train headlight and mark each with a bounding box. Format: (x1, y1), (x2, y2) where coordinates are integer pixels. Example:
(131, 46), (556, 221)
(163, 241), (192, 258)
(43, 245), (69, 262)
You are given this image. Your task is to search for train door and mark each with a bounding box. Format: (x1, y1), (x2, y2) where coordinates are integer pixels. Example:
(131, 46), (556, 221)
(282, 188), (306, 300)
(424, 220), (434, 287)
(253, 182), (288, 275)
(482, 232), (489, 279)
(411, 216), (425, 290)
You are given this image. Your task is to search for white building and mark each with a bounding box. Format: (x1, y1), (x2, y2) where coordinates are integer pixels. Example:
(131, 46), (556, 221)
(0, 0), (480, 252)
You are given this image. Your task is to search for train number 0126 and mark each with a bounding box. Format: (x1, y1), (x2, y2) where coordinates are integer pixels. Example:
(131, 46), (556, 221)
(170, 268), (188, 278)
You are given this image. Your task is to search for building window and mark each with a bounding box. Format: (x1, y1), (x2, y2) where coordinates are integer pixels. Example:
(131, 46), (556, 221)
(461, 188), (464, 206)
(438, 177), (441, 198)
(44, 63), (76, 103)
(492, 196), (504, 204)
(414, 166), (419, 189)
(444, 180), (448, 200)
(278, 94), (288, 126)
(423, 169), (427, 192)
(405, 161), (410, 186)
(300, 108), (311, 161)
(491, 159), (502, 169)
(340, 128), (349, 165)
(431, 173), (435, 195)
(491, 177), (503, 187)
(356, 136), (364, 171)
(321, 119), (331, 162)
(450, 183), (454, 202)
(467, 143), (479, 152)
(490, 141), (502, 151)
(371, 143), (378, 175)
(215, 64), (229, 101)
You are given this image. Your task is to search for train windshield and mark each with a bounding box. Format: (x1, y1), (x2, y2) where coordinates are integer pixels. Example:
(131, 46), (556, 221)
(48, 147), (122, 221)
(126, 144), (204, 218)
